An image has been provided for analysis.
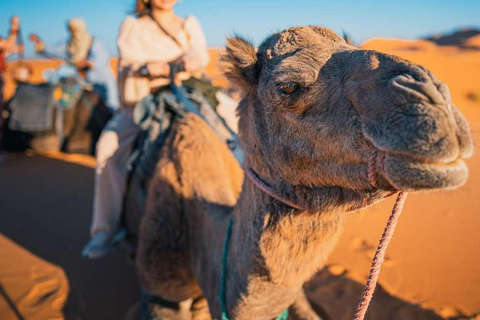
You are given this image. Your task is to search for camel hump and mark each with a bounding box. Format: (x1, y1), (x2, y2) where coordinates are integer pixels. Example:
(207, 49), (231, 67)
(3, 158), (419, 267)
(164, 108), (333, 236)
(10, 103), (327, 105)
(173, 113), (244, 207)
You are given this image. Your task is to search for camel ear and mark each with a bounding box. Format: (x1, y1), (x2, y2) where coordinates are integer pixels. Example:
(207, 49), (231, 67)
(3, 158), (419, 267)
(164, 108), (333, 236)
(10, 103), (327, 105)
(221, 35), (258, 93)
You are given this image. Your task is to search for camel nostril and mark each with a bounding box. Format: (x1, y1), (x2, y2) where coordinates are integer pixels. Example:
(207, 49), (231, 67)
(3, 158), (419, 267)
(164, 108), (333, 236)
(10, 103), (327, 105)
(389, 73), (446, 106)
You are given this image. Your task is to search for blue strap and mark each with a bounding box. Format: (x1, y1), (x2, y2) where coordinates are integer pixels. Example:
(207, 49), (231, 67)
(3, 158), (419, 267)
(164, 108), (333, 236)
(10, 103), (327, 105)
(220, 216), (234, 320)
(277, 310), (289, 320)
(219, 216), (289, 320)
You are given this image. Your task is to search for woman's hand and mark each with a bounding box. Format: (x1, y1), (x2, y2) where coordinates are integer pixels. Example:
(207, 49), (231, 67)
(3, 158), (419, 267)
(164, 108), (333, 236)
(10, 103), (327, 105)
(10, 16), (19, 35)
(75, 60), (93, 70)
(182, 54), (203, 73)
(0, 16), (20, 52)
(146, 62), (170, 78)
(29, 34), (45, 52)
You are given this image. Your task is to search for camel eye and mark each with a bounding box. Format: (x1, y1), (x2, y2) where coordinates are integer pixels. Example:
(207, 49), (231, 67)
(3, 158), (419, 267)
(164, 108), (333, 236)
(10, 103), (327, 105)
(277, 82), (300, 95)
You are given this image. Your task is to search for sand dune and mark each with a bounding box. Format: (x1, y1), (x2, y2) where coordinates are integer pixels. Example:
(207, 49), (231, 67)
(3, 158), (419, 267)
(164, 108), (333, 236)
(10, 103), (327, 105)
(3, 35), (480, 319)
(465, 35), (480, 49)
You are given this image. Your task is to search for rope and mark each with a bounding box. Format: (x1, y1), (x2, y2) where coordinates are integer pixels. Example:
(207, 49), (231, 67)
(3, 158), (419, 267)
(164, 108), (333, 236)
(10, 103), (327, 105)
(220, 216), (234, 320)
(245, 168), (304, 210)
(368, 150), (379, 188)
(352, 149), (408, 320)
(352, 191), (408, 320)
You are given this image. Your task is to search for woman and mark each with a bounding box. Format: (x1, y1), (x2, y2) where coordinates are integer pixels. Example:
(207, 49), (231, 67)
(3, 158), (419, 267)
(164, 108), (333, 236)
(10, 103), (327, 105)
(82, 0), (209, 259)
(0, 16), (22, 152)
(31, 18), (119, 111)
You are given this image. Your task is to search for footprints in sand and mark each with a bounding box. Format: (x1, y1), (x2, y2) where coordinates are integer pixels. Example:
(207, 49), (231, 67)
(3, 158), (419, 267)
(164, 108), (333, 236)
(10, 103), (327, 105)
(351, 237), (398, 267)
(348, 236), (404, 296)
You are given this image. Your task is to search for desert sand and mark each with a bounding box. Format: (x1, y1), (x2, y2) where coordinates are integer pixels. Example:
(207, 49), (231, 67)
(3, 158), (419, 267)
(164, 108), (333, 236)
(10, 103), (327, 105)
(2, 35), (480, 319)
(0, 153), (140, 320)
(0, 233), (68, 320)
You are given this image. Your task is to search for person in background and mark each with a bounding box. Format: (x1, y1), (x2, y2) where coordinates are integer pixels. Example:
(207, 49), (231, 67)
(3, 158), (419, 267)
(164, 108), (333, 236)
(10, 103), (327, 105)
(31, 18), (119, 111)
(82, 0), (209, 259)
(0, 16), (23, 153)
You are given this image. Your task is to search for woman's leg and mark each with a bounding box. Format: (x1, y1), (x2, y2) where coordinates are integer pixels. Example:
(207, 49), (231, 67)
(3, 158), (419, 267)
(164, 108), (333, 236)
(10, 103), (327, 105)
(83, 108), (140, 258)
(91, 108), (140, 235)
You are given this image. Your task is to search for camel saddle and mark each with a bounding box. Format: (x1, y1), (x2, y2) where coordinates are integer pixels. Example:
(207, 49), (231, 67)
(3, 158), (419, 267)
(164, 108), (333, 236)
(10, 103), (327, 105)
(8, 82), (58, 132)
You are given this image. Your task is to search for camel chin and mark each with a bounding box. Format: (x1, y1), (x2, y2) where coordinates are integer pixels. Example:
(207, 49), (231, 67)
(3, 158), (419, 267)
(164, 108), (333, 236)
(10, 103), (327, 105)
(382, 154), (468, 191)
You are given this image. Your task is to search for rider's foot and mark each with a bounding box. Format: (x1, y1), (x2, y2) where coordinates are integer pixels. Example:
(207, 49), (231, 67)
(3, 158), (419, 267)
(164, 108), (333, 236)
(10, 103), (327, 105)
(81, 229), (126, 259)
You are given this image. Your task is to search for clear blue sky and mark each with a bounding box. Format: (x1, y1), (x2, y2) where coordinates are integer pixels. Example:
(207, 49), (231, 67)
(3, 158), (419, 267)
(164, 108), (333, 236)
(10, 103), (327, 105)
(1, 0), (479, 57)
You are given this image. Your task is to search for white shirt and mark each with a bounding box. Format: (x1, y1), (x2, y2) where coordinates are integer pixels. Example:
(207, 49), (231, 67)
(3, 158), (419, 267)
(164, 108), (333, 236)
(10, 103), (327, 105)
(117, 15), (210, 107)
(118, 15), (209, 72)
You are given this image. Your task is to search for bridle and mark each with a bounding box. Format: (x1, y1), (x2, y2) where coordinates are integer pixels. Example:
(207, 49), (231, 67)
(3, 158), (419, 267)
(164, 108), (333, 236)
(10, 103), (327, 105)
(244, 168), (305, 210)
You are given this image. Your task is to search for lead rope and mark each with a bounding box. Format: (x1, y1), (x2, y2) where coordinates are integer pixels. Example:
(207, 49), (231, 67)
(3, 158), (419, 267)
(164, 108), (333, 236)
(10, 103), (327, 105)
(352, 150), (408, 320)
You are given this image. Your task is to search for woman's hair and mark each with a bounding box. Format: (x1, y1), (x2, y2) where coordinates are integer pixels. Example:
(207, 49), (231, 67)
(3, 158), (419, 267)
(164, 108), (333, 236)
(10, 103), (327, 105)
(134, 0), (151, 16)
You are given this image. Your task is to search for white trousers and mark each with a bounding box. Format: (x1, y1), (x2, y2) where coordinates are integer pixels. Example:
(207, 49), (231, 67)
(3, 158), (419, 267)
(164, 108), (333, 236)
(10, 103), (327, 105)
(91, 108), (140, 236)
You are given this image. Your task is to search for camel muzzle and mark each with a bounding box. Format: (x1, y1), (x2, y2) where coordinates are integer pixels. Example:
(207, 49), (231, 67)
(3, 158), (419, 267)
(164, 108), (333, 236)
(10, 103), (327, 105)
(361, 70), (473, 191)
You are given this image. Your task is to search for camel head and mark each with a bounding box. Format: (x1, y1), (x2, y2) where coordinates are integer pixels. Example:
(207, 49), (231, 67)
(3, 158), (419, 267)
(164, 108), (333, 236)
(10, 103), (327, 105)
(222, 26), (473, 202)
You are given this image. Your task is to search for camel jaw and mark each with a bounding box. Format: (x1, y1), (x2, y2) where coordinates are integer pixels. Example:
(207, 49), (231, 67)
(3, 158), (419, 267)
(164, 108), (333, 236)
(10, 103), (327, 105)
(380, 153), (469, 191)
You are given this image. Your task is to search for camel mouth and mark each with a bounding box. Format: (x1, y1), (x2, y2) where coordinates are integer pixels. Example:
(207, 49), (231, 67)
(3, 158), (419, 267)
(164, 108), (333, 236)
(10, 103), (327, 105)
(379, 152), (468, 191)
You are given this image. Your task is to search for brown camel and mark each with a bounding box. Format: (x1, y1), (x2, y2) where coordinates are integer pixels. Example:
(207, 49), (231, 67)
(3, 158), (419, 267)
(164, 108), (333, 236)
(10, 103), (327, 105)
(131, 25), (473, 320)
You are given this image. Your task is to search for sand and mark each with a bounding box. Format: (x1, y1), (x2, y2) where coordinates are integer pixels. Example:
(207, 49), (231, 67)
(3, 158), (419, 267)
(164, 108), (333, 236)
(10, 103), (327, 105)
(0, 233), (68, 320)
(2, 37), (480, 319)
(0, 154), (140, 320)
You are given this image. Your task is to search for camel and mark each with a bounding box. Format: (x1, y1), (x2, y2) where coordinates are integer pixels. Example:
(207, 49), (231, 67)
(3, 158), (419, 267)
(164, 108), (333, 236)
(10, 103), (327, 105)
(3, 84), (111, 155)
(129, 25), (473, 320)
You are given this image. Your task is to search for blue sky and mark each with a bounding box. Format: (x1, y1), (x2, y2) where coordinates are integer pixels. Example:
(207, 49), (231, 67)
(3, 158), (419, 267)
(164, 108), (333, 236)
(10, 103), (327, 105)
(1, 0), (479, 57)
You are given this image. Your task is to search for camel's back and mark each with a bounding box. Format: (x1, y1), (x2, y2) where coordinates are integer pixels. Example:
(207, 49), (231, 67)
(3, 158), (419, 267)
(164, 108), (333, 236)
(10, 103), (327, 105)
(135, 113), (244, 301)
(173, 113), (244, 208)
(123, 112), (243, 246)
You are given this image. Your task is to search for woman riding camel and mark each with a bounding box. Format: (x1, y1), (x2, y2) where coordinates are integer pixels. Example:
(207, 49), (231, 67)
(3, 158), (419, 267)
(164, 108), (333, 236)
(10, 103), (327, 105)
(31, 18), (119, 111)
(82, 0), (209, 259)
(0, 16), (23, 153)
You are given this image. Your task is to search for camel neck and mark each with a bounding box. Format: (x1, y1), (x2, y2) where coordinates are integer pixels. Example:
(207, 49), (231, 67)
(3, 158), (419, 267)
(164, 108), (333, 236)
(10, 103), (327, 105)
(223, 176), (343, 319)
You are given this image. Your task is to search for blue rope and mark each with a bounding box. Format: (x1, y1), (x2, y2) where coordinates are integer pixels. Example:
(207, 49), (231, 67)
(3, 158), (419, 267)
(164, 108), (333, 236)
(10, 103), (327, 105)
(219, 216), (289, 320)
(220, 216), (234, 320)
